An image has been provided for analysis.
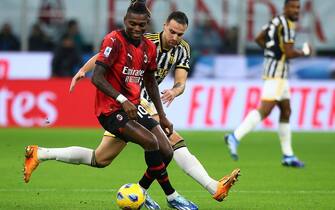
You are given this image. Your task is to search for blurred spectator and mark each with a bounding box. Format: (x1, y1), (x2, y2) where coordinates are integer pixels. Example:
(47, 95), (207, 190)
(0, 23), (20, 51)
(64, 19), (88, 53)
(52, 34), (81, 77)
(331, 61), (335, 79)
(221, 26), (238, 54)
(191, 19), (223, 55)
(28, 23), (54, 51)
(222, 26), (238, 54)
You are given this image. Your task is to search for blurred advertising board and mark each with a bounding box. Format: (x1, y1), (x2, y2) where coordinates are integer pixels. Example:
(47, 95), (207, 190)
(193, 55), (335, 79)
(1, 79), (334, 131)
(0, 53), (52, 79)
(0, 79), (97, 127)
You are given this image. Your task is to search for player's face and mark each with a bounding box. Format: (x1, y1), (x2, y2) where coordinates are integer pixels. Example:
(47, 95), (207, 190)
(163, 19), (188, 48)
(285, 1), (300, 21)
(124, 13), (149, 40)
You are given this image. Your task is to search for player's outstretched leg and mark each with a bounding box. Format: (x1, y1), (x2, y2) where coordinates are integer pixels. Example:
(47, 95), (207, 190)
(144, 193), (161, 210)
(282, 155), (304, 168)
(23, 145), (40, 183)
(224, 134), (239, 161)
(213, 168), (240, 202)
(167, 194), (198, 210)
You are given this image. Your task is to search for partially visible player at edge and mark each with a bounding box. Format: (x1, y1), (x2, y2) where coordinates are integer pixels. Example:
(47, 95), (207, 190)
(23, 7), (240, 209)
(24, 1), (198, 210)
(225, 0), (310, 167)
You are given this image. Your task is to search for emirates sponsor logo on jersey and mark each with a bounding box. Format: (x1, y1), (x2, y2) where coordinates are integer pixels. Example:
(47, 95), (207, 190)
(122, 66), (144, 76)
(122, 66), (144, 84)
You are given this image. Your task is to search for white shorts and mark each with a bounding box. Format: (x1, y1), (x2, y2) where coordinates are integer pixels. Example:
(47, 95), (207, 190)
(140, 88), (158, 115)
(261, 79), (290, 101)
(103, 97), (157, 137)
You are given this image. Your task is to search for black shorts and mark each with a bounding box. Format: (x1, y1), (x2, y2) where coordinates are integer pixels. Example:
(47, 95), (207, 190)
(98, 104), (159, 142)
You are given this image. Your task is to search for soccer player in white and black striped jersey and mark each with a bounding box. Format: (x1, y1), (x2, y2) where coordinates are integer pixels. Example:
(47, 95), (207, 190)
(225, 0), (311, 168)
(24, 9), (240, 209)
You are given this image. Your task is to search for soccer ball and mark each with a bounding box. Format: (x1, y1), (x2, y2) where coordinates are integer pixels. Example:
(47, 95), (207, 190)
(116, 183), (146, 210)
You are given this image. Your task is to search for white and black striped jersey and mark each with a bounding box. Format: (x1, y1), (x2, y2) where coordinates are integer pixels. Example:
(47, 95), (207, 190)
(144, 32), (191, 85)
(262, 15), (296, 79)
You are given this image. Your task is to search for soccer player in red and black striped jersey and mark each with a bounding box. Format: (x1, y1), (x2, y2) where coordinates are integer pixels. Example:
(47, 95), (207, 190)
(24, 7), (239, 208)
(24, 1), (198, 209)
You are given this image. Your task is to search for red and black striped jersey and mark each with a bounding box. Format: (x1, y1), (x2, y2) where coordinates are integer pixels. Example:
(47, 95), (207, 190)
(94, 30), (157, 116)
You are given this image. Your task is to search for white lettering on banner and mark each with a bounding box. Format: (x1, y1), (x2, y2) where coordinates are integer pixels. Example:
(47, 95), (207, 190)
(0, 88), (13, 125)
(160, 80), (335, 131)
(0, 87), (57, 127)
(12, 92), (35, 126)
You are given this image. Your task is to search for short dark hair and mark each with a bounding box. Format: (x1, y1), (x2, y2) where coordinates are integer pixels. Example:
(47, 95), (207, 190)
(284, 0), (299, 5)
(166, 11), (188, 26)
(127, 0), (151, 18)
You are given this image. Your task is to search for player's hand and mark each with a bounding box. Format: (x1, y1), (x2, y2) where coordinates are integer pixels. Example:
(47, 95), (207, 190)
(159, 114), (173, 136)
(122, 100), (138, 120)
(69, 70), (86, 93)
(302, 42), (312, 56)
(160, 89), (176, 107)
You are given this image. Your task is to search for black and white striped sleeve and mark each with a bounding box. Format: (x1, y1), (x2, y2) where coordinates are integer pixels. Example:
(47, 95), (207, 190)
(176, 40), (190, 71)
(280, 16), (295, 43)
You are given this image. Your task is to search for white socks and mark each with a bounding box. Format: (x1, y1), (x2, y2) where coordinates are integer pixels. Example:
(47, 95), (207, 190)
(278, 123), (294, 156)
(234, 110), (262, 141)
(173, 147), (218, 195)
(37, 146), (93, 165)
(166, 191), (179, 201)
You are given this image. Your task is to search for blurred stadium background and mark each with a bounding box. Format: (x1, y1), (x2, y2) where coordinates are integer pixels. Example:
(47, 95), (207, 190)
(1, 0), (335, 209)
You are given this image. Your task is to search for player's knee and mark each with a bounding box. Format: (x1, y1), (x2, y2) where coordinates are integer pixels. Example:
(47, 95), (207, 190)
(96, 158), (114, 168)
(168, 132), (182, 144)
(280, 109), (291, 121)
(161, 147), (173, 166)
(91, 151), (112, 168)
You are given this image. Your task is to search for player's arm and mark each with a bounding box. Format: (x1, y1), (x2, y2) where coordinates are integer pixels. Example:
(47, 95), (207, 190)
(143, 70), (173, 135)
(161, 68), (188, 107)
(69, 53), (99, 92)
(255, 30), (266, 49)
(91, 65), (138, 119)
(283, 42), (311, 59)
(282, 19), (311, 59)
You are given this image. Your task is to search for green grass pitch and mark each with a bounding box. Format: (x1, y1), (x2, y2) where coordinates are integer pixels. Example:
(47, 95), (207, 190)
(1, 128), (335, 209)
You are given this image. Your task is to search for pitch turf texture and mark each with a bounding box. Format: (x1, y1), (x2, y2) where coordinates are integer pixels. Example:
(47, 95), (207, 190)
(1, 128), (334, 210)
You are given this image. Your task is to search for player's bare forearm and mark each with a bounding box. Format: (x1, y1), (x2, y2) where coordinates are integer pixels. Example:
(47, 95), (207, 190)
(171, 68), (187, 97)
(255, 30), (266, 49)
(81, 53), (99, 73)
(171, 82), (185, 97)
(143, 71), (165, 117)
(161, 69), (187, 107)
(283, 43), (305, 59)
(91, 65), (120, 99)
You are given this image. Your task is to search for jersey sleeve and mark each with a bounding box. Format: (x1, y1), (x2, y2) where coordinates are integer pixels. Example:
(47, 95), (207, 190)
(281, 17), (295, 44)
(95, 33), (120, 69)
(262, 23), (270, 31)
(147, 42), (157, 71)
(176, 40), (190, 71)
